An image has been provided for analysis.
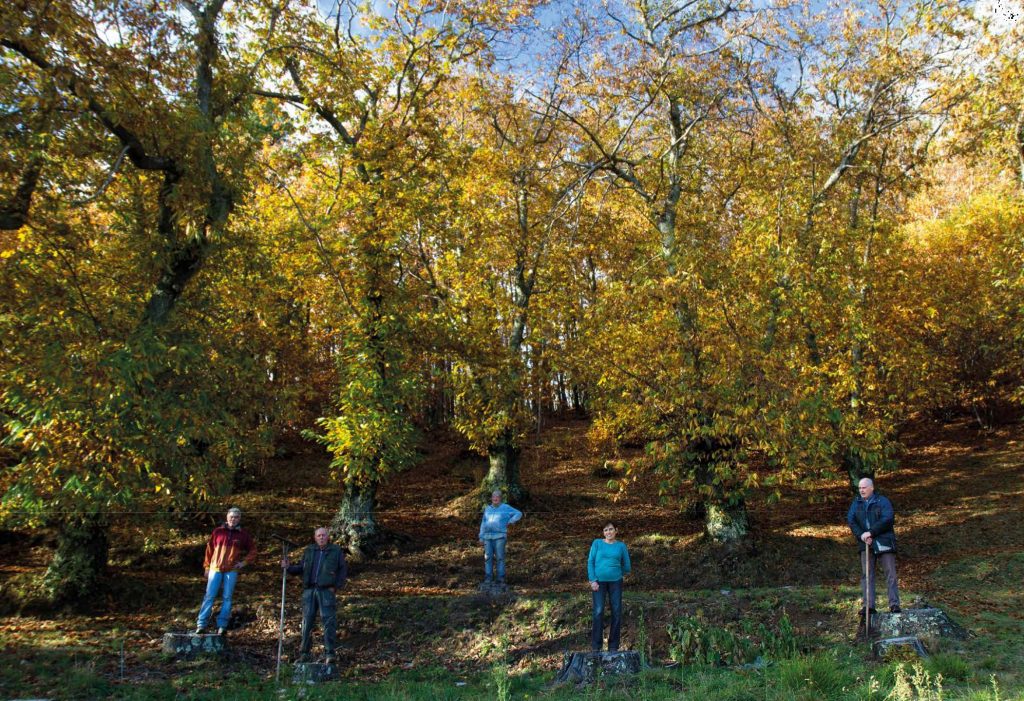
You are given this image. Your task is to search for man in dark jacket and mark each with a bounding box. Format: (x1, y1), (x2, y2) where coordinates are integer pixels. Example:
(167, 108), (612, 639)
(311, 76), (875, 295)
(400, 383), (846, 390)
(847, 478), (901, 615)
(282, 527), (347, 662)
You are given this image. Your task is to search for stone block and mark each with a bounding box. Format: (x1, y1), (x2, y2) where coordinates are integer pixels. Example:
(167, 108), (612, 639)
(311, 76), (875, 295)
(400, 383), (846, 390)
(873, 607), (969, 643)
(873, 636), (929, 660)
(293, 662), (339, 684)
(478, 580), (509, 594)
(162, 632), (225, 657)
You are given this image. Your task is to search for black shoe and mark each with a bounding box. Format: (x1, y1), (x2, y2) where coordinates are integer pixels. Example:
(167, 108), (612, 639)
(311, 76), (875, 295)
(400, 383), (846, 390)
(216, 627), (226, 635)
(194, 626), (206, 635)
(890, 606), (901, 614)
(857, 608), (878, 618)
(324, 654), (335, 665)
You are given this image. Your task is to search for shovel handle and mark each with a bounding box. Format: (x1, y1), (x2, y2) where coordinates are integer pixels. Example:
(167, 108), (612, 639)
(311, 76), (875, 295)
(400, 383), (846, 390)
(864, 540), (871, 642)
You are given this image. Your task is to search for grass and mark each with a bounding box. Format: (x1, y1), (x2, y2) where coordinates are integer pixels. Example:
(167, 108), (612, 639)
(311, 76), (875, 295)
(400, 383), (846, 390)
(3, 651), (1023, 700)
(4, 583), (1024, 701)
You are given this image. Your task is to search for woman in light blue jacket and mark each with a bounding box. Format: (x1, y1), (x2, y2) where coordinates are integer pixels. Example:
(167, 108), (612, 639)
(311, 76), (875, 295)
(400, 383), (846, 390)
(587, 522), (631, 651)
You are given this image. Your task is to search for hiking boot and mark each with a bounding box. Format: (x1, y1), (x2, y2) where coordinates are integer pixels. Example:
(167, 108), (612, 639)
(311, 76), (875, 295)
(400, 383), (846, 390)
(890, 606), (901, 614)
(857, 608), (878, 618)
(194, 626), (206, 635)
(217, 627), (227, 635)
(324, 653), (336, 665)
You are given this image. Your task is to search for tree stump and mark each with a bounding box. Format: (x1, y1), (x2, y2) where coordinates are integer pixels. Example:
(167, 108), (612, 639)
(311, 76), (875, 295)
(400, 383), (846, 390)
(873, 636), (929, 660)
(162, 631), (225, 657)
(293, 661), (339, 684)
(552, 651), (642, 687)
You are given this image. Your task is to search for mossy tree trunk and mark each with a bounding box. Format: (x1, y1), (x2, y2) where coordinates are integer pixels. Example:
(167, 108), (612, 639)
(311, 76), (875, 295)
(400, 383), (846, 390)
(843, 447), (874, 492)
(483, 432), (526, 504)
(703, 500), (749, 542)
(693, 436), (749, 542)
(332, 481), (380, 562)
(43, 513), (109, 606)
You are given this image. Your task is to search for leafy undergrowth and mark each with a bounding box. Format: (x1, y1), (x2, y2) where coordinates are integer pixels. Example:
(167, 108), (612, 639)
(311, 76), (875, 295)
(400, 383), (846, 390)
(1, 416), (1024, 699)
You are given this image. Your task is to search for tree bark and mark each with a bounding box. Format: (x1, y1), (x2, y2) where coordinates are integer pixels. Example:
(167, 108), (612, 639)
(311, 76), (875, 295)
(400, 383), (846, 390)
(0, 154), (44, 231)
(332, 481), (380, 561)
(1016, 106), (1024, 191)
(704, 500), (749, 542)
(483, 432), (526, 503)
(843, 448), (874, 492)
(693, 437), (749, 542)
(43, 514), (109, 606)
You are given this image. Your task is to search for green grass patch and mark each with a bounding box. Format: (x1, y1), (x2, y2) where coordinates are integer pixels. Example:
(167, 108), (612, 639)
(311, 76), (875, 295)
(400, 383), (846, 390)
(4, 582), (1024, 700)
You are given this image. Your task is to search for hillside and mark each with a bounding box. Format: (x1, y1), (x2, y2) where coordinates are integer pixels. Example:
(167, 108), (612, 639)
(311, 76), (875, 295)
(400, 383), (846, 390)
(1, 415), (1023, 697)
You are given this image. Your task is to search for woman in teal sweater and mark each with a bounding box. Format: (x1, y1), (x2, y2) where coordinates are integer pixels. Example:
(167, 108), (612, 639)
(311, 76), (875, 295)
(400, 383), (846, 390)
(587, 522), (631, 651)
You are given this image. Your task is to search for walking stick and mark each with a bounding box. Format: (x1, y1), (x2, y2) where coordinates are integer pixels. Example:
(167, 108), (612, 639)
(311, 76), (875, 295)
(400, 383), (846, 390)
(863, 540), (871, 643)
(271, 534), (299, 683)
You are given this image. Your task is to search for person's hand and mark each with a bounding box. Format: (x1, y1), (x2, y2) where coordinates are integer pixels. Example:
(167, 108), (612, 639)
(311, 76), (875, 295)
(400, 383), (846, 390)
(590, 581), (599, 592)
(479, 539), (484, 545)
(281, 557), (290, 568)
(860, 532), (873, 544)
(236, 562), (245, 570)
(204, 569), (209, 578)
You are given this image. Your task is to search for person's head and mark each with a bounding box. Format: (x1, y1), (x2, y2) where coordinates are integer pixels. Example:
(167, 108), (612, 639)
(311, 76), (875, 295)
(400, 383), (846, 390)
(490, 490), (503, 506)
(226, 507), (242, 527)
(314, 527), (331, 548)
(858, 478), (875, 499)
(602, 522), (617, 541)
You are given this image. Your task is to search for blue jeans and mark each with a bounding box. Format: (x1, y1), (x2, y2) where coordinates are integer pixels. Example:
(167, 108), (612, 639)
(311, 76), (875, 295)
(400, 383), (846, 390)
(197, 570), (238, 630)
(483, 537), (507, 581)
(591, 579), (623, 651)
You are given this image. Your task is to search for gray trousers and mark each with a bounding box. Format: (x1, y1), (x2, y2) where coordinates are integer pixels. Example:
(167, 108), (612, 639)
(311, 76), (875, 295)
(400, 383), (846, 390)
(300, 588), (337, 654)
(860, 550), (900, 609)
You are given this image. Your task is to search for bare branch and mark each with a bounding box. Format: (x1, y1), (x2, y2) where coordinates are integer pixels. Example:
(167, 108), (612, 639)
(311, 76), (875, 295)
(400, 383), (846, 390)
(70, 145), (130, 207)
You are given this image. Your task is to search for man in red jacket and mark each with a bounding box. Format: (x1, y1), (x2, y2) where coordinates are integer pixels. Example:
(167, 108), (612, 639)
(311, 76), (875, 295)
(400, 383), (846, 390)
(195, 507), (257, 635)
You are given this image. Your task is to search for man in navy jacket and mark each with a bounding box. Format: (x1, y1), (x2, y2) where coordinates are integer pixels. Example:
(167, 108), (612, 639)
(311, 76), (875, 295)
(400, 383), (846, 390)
(847, 478), (902, 614)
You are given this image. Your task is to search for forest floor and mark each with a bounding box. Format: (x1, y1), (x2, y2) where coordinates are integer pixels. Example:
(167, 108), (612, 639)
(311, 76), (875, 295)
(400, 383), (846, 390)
(1, 415), (1023, 699)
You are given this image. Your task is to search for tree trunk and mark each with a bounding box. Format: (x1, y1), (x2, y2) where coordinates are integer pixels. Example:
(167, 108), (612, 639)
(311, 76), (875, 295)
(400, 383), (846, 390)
(332, 481), (380, 562)
(704, 500), (749, 542)
(572, 383), (588, 416)
(1015, 106), (1023, 191)
(483, 434), (526, 503)
(843, 447), (874, 492)
(43, 514), (109, 606)
(693, 437), (749, 542)
(556, 371), (568, 413)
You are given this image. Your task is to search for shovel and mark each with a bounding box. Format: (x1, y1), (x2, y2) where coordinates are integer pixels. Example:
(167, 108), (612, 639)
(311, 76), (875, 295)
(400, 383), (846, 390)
(863, 540), (871, 643)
